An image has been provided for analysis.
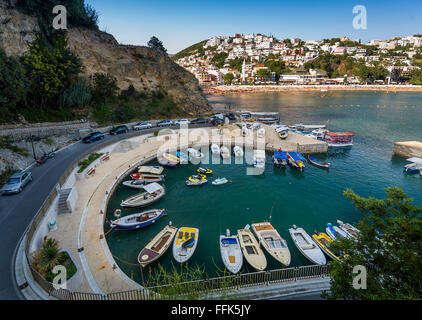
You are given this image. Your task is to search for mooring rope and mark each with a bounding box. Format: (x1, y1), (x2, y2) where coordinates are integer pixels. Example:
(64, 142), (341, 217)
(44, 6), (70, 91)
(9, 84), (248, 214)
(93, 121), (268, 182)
(112, 254), (140, 267)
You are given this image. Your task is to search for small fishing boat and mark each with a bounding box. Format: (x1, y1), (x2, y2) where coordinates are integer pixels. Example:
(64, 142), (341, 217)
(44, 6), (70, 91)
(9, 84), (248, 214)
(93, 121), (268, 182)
(287, 152), (306, 171)
(130, 173), (165, 182)
(326, 223), (350, 240)
(233, 146), (244, 158)
(121, 183), (165, 208)
(163, 153), (180, 163)
(237, 228), (267, 271)
(273, 151), (288, 168)
(196, 168), (213, 175)
(123, 179), (149, 189)
(212, 178), (229, 186)
(252, 222), (291, 267)
(138, 224), (178, 267)
(278, 131), (289, 140)
(253, 150), (266, 169)
(158, 156), (178, 167)
(288, 226), (326, 265)
(308, 156), (330, 169)
(187, 148), (204, 159)
(220, 229), (243, 274)
(110, 209), (166, 231)
(186, 174), (207, 186)
(211, 144), (220, 156)
(173, 227), (199, 263)
(138, 166), (164, 175)
(403, 157), (422, 172)
(312, 232), (341, 261)
(220, 146), (231, 159)
(337, 220), (360, 239)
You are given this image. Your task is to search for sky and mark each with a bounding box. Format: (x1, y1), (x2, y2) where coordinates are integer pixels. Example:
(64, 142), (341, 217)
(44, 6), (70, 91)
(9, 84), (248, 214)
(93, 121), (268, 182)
(86, 0), (422, 54)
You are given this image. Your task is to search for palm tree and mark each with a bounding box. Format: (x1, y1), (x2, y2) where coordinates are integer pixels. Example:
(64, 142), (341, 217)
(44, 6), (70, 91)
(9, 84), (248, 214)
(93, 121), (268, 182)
(40, 238), (61, 272)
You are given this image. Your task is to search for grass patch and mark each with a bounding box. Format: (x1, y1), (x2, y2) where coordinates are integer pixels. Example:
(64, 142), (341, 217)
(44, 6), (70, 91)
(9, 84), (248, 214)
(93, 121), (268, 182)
(77, 153), (103, 173)
(44, 251), (77, 282)
(43, 137), (54, 146)
(0, 136), (29, 157)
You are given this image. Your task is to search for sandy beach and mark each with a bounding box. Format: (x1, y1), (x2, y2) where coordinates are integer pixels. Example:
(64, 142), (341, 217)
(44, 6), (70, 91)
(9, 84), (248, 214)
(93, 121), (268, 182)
(206, 85), (422, 95)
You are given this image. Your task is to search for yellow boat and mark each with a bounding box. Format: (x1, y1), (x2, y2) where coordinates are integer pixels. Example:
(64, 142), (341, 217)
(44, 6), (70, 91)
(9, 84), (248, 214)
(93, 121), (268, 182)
(186, 174), (207, 186)
(196, 168), (213, 175)
(172, 227), (199, 263)
(312, 232), (341, 261)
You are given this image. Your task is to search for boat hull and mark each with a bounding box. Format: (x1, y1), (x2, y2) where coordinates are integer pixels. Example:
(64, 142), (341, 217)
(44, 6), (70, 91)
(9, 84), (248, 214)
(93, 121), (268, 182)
(220, 235), (243, 274)
(173, 228), (199, 263)
(111, 209), (166, 231)
(237, 229), (267, 271)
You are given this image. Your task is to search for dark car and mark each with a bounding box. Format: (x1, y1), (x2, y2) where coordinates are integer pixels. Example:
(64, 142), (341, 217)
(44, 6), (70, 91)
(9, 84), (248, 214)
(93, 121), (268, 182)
(226, 113), (236, 121)
(1, 171), (32, 195)
(191, 118), (209, 125)
(82, 132), (105, 143)
(109, 125), (129, 135)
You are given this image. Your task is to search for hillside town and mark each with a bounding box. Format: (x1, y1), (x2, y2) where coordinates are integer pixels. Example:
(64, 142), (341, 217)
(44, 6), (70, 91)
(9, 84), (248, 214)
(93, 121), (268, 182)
(174, 33), (422, 86)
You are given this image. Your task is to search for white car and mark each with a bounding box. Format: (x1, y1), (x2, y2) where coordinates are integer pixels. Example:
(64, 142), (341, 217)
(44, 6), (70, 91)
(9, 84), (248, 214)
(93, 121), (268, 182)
(133, 122), (153, 130)
(174, 119), (191, 126)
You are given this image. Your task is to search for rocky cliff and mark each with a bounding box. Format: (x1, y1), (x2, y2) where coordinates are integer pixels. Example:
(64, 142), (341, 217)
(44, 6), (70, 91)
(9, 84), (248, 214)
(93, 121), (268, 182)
(0, 1), (211, 116)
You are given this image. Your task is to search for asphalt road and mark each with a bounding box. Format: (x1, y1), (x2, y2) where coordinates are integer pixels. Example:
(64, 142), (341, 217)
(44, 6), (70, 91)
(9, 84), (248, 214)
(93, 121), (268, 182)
(0, 125), (204, 300)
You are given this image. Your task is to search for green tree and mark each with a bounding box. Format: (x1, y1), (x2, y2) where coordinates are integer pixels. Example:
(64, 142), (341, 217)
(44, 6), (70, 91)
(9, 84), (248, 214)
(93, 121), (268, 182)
(223, 73), (234, 85)
(60, 80), (91, 108)
(255, 69), (271, 78)
(148, 36), (167, 53)
(326, 187), (422, 300)
(91, 73), (119, 104)
(0, 47), (29, 122)
(211, 52), (228, 68)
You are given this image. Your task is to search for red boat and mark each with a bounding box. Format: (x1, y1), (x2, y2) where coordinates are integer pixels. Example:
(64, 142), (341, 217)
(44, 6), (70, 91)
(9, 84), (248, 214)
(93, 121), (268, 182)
(130, 173), (164, 182)
(325, 132), (355, 148)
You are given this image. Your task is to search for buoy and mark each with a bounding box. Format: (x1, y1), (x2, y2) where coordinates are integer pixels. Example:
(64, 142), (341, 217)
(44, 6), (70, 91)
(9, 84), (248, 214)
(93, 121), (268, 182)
(114, 209), (122, 218)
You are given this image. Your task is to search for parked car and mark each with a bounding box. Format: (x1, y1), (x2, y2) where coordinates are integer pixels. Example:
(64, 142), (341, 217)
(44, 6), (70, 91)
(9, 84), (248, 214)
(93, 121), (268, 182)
(1, 171), (32, 195)
(191, 118), (209, 125)
(109, 125), (129, 135)
(157, 120), (173, 127)
(133, 122), (153, 130)
(226, 113), (236, 121)
(82, 132), (105, 143)
(174, 119), (191, 126)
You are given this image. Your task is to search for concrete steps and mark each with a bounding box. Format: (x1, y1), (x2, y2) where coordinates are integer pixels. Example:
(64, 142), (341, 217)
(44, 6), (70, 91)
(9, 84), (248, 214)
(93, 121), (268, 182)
(58, 188), (72, 214)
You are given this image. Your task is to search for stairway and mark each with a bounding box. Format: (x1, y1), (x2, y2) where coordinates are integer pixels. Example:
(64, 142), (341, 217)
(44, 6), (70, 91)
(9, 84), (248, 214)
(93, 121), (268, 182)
(58, 188), (72, 214)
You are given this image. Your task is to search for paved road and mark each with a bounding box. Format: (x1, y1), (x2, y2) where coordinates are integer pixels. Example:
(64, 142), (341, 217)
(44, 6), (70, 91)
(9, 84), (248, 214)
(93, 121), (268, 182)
(0, 125), (208, 300)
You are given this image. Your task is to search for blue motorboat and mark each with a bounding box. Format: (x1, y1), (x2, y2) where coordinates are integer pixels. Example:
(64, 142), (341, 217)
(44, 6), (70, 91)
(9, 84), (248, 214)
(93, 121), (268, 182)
(308, 156), (330, 168)
(273, 151), (288, 168)
(287, 152), (306, 171)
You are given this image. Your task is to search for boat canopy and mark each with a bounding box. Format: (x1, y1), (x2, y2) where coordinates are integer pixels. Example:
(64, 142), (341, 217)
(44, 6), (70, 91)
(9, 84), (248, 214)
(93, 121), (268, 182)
(406, 157), (422, 165)
(274, 151), (288, 160)
(325, 132), (355, 137)
(221, 238), (238, 245)
(288, 152), (306, 161)
(143, 183), (163, 194)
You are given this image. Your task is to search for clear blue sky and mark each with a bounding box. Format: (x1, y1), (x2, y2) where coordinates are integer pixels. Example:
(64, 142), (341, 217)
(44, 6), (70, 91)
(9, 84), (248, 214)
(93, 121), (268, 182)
(86, 0), (422, 54)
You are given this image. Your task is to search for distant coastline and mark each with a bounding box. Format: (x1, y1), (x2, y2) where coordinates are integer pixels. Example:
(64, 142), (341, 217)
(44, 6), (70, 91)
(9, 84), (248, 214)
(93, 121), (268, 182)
(205, 85), (422, 95)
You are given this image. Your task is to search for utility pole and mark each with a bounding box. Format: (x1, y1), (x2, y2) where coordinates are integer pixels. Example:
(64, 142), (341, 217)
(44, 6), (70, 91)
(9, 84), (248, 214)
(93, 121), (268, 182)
(30, 135), (37, 160)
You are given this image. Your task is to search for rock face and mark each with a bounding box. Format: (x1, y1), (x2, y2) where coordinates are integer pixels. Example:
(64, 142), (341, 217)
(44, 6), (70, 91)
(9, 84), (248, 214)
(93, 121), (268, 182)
(0, 1), (211, 116)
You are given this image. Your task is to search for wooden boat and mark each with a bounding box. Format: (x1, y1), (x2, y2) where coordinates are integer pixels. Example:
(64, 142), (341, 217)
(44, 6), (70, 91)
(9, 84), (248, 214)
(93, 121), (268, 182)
(186, 174), (207, 186)
(138, 166), (164, 175)
(130, 173), (165, 182)
(288, 226), (326, 265)
(196, 168), (213, 175)
(337, 220), (360, 239)
(121, 183), (165, 208)
(252, 222), (291, 267)
(220, 146), (231, 159)
(312, 232), (341, 261)
(172, 227), (199, 263)
(138, 224), (178, 267)
(308, 156), (330, 168)
(273, 151), (288, 168)
(326, 223), (350, 240)
(212, 178), (229, 186)
(278, 131), (289, 140)
(220, 229), (243, 274)
(287, 152), (306, 171)
(233, 146), (244, 158)
(163, 153), (180, 163)
(237, 228), (267, 271)
(157, 156), (178, 167)
(211, 144), (220, 155)
(110, 209), (166, 231)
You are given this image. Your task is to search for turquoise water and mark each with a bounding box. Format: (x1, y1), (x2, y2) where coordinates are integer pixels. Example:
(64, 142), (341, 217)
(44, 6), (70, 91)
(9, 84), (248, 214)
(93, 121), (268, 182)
(106, 91), (422, 285)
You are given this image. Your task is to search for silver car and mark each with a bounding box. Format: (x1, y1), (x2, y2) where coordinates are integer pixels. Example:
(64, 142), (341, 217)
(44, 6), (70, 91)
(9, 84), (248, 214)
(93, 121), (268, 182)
(1, 172), (33, 195)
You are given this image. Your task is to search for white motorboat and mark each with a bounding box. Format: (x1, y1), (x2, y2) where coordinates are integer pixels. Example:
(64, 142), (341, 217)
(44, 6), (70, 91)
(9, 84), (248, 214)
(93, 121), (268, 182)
(211, 144), (220, 156)
(187, 148), (204, 159)
(233, 146), (244, 158)
(220, 146), (231, 159)
(252, 222), (291, 267)
(326, 223), (350, 240)
(138, 166), (164, 175)
(220, 229), (243, 274)
(288, 225), (326, 265)
(212, 178), (229, 185)
(121, 183), (165, 208)
(172, 227), (199, 263)
(337, 220), (360, 239)
(253, 150), (266, 168)
(123, 179), (148, 189)
(237, 228), (267, 271)
(404, 157), (422, 172)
